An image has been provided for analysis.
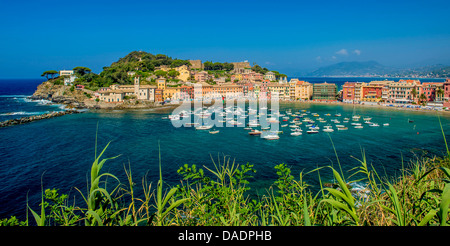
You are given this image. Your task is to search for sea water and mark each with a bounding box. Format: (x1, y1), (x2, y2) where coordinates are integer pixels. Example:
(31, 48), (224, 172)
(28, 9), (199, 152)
(1, 78), (449, 220)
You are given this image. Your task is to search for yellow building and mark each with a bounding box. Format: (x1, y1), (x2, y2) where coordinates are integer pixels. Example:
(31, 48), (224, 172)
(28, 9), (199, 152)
(157, 78), (166, 90)
(267, 83), (289, 99)
(295, 81), (313, 100)
(175, 65), (191, 82)
(163, 87), (182, 100)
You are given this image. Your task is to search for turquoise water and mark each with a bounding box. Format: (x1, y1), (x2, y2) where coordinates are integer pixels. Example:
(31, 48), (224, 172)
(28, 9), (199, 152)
(1, 78), (450, 220)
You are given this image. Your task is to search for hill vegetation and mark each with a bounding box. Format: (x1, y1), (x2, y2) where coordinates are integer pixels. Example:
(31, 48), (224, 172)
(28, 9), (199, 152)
(42, 51), (277, 91)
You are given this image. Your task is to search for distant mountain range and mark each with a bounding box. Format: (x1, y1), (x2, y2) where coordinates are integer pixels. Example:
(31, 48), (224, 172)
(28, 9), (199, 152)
(304, 61), (450, 78)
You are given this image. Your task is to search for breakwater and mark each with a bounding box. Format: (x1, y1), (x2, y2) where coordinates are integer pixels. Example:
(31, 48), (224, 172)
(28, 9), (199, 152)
(0, 110), (82, 127)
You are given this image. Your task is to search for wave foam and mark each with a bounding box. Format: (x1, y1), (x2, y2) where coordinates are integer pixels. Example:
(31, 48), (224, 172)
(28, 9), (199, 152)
(0, 111), (50, 116)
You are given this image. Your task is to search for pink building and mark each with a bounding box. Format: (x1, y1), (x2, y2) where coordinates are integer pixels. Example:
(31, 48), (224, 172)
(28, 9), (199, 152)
(419, 82), (444, 102)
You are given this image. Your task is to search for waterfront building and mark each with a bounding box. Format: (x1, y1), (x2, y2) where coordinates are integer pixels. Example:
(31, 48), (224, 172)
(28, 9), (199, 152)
(289, 79), (299, 100)
(361, 85), (383, 102)
(180, 85), (194, 100)
(97, 77), (156, 103)
(267, 83), (289, 100)
(155, 89), (163, 102)
(442, 79), (450, 107)
(194, 82), (212, 100)
(368, 80), (393, 102)
(211, 84), (244, 99)
(342, 82), (356, 103)
(164, 87), (182, 101)
(312, 82), (337, 101)
(419, 82), (444, 102)
(295, 81), (313, 100)
(387, 79), (421, 104)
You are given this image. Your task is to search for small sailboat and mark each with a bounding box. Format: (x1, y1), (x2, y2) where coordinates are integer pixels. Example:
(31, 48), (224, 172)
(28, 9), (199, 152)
(209, 130), (220, 134)
(196, 125), (213, 130)
(291, 131), (302, 136)
(383, 123), (389, 126)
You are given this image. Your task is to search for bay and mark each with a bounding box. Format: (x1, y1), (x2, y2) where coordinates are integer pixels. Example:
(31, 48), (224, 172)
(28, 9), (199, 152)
(0, 77), (449, 220)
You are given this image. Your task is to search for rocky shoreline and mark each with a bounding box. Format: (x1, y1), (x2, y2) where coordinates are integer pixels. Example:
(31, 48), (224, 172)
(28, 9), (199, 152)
(0, 110), (82, 128)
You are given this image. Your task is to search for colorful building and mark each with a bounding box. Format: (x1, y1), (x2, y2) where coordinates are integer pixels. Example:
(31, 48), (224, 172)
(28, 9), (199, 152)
(361, 85), (383, 102)
(387, 79), (421, 104)
(342, 82), (356, 103)
(312, 82), (337, 101)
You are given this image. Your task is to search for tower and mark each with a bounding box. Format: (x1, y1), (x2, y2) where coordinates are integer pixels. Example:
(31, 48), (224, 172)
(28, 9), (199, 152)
(134, 76), (140, 96)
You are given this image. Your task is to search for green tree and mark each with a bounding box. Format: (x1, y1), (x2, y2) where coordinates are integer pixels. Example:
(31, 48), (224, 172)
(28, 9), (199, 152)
(168, 69), (180, 78)
(436, 88), (444, 101)
(41, 70), (59, 80)
(154, 70), (168, 78)
(73, 67), (92, 76)
(411, 87), (418, 102)
(419, 93), (427, 104)
(204, 61), (214, 70)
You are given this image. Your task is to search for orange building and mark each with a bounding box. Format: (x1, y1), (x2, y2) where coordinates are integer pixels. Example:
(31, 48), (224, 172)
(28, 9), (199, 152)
(342, 82), (356, 102)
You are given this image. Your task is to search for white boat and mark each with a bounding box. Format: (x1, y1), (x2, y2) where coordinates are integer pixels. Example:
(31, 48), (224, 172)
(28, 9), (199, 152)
(209, 130), (220, 134)
(369, 123), (380, 127)
(291, 132), (302, 136)
(364, 121), (372, 124)
(263, 134), (280, 140)
(383, 123), (389, 126)
(196, 125), (213, 130)
(336, 125), (345, 128)
(363, 117), (372, 121)
(351, 122), (362, 126)
(337, 127), (348, 130)
(281, 124), (288, 127)
(244, 127), (253, 130)
(323, 128), (334, 132)
(354, 125), (363, 129)
(289, 125), (299, 128)
(307, 130), (319, 134)
(335, 113), (341, 117)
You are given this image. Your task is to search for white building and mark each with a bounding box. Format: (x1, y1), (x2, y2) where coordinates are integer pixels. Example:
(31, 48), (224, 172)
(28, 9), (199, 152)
(59, 70), (74, 76)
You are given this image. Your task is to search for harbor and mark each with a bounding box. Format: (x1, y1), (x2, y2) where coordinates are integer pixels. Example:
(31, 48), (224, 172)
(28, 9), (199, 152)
(167, 103), (398, 140)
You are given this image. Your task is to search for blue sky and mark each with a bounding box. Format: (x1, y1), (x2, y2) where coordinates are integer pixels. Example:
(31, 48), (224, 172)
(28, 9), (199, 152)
(1, 0), (449, 78)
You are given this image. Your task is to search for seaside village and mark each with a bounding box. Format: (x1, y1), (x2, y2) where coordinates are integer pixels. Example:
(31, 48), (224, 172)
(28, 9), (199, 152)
(61, 60), (450, 109)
